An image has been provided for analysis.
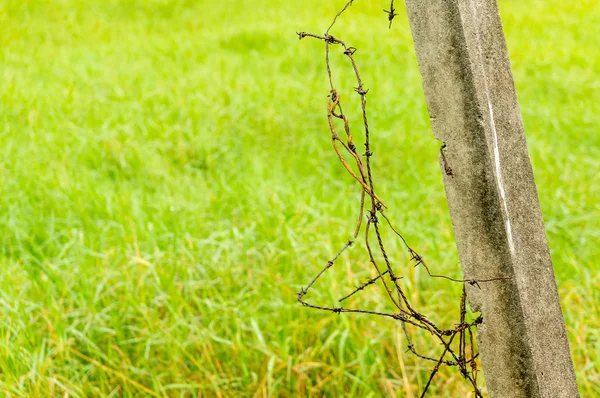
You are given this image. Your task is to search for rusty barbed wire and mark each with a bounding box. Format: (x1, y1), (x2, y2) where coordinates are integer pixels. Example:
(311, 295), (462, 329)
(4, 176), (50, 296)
(295, 1), (511, 396)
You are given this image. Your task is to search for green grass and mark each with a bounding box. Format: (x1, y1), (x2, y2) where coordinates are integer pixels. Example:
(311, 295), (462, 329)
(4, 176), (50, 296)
(0, 0), (598, 396)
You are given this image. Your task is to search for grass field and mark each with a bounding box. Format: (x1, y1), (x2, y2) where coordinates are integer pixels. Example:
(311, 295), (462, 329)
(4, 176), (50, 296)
(1, 0), (599, 396)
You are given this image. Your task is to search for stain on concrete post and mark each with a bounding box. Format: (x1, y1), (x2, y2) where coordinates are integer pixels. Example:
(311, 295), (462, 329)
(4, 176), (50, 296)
(402, 0), (580, 396)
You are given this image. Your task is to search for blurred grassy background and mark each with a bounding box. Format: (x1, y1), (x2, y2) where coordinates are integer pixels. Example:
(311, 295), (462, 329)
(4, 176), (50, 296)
(0, 0), (598, 396)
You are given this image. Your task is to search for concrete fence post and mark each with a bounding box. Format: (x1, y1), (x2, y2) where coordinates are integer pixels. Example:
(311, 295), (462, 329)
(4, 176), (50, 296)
(402, 0), (580, 396)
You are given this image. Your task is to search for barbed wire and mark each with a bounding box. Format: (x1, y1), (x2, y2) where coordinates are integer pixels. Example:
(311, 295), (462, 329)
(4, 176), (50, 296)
(295, 1), (512, 396)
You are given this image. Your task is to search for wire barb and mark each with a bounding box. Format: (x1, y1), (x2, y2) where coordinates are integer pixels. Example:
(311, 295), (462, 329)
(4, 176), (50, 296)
(383, 0), (399, 29)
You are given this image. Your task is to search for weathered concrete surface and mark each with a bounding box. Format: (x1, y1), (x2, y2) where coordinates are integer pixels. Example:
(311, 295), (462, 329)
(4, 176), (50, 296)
(403, 0), (580, 397)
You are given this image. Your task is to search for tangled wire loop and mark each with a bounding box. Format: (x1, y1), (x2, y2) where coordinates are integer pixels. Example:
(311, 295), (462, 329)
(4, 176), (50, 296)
(295, 1), (511, 396)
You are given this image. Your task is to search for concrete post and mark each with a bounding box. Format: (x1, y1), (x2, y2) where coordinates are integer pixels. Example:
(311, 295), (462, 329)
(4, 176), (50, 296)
(402, 1), (579, 396)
